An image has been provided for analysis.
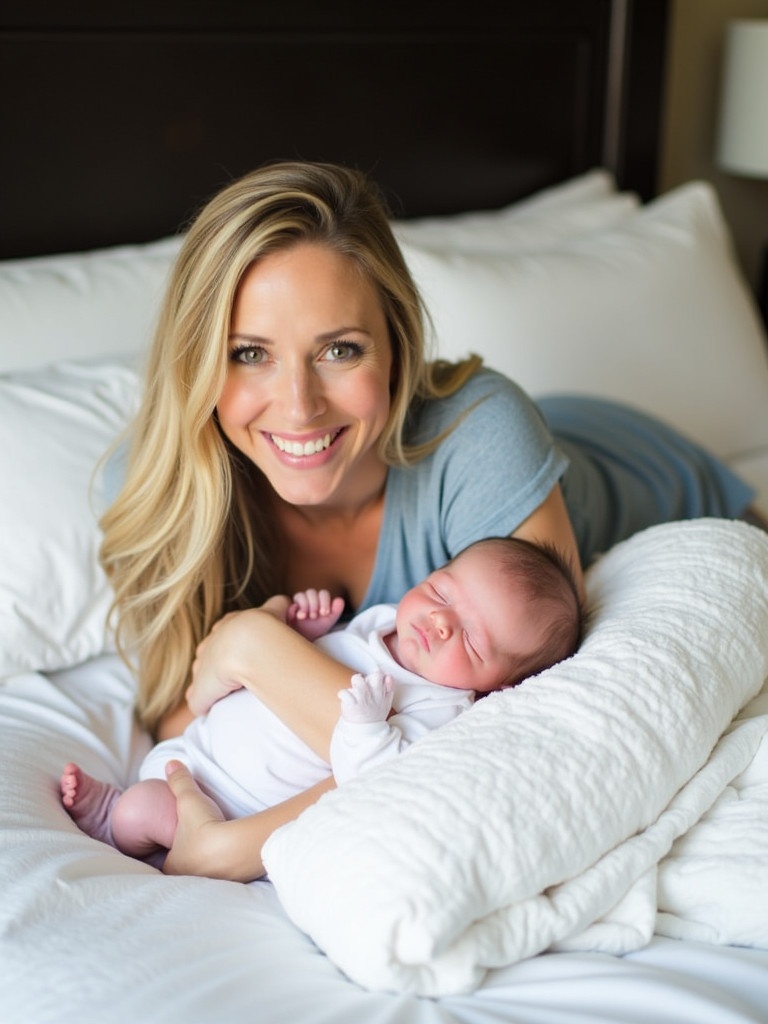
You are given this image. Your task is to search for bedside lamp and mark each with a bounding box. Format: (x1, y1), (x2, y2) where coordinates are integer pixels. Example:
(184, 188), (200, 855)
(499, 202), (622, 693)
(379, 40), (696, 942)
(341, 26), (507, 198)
(717, 19), (768, 177)
(717, 19), (768, 328)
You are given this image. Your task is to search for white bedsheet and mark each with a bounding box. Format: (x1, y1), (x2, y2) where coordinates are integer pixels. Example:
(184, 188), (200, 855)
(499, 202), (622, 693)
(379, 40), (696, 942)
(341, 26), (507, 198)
(2, 521), (768, 1023)
(263, 520), (768, 996)
(0, 644), (767, 1024)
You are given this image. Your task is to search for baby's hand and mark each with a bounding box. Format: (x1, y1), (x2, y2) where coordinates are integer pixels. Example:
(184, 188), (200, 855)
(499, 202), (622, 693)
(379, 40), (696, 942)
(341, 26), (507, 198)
(338, 671), (394, 724)
(288, 588), (345, 641)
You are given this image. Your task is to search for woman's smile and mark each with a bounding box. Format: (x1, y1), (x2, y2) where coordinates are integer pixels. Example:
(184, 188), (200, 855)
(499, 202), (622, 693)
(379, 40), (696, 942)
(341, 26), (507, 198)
(266, 428), (345, 461)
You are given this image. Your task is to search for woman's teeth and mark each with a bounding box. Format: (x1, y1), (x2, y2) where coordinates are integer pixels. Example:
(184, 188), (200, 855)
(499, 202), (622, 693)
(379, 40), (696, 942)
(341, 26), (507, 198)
(271, 432), (334, 456)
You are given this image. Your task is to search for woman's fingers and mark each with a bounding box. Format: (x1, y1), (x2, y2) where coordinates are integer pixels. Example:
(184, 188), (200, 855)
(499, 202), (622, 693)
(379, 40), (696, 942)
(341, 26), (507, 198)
(162, 760), (227, 877)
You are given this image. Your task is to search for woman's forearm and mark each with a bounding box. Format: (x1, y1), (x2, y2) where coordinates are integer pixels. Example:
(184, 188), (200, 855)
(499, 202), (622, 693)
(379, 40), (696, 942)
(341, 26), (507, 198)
(220, 777), (337, 880)
(190, 608), (355, 760)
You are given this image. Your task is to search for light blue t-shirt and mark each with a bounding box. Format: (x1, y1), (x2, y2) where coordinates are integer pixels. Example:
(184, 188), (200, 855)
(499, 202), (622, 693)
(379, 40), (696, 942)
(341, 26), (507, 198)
(361, 369), (567, 609)
(359, 369), (754, 611)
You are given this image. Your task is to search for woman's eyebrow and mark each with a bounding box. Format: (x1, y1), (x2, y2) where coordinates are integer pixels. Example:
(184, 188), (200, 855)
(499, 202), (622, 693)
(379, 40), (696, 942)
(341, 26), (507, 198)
(316, 326), (374, 341)
(228, 326), (373, 343)
(228, 332), (271, 343)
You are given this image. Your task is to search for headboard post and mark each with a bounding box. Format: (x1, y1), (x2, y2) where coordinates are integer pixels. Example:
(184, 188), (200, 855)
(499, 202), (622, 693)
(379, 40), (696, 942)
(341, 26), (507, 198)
(603, 0), (670, 199)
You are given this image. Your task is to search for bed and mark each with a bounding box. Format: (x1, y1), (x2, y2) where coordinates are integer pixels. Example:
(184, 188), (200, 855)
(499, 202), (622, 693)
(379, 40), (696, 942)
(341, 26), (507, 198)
(3, 2), (768, 1021)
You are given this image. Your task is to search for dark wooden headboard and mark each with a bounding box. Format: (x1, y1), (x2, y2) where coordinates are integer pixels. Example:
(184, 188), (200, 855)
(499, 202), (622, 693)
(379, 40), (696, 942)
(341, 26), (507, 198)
(0, 0), (669, 260)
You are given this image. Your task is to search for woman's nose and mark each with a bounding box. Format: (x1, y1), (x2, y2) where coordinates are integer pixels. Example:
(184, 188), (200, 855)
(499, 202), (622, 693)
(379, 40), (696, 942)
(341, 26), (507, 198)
(279, 363), (325, 422)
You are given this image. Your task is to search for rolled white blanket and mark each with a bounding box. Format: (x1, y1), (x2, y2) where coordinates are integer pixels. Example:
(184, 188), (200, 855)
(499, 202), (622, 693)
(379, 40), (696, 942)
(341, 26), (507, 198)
(263, 519), (768, 995)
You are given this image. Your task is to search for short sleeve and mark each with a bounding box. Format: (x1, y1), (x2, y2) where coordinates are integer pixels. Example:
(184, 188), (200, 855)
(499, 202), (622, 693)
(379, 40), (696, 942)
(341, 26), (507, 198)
(364, 369), (568, 608)
(434, 372), (567, 553)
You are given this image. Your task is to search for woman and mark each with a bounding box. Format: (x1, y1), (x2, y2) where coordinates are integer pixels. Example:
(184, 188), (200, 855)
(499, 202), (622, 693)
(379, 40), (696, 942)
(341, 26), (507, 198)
(100, 161), (754, 880)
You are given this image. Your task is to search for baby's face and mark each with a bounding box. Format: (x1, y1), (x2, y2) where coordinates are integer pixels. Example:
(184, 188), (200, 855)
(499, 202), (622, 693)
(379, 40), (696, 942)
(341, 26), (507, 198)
(391, 545), (539, 692)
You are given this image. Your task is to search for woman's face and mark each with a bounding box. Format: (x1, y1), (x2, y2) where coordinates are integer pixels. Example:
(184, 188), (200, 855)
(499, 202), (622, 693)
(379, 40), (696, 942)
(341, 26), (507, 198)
(217, 243), (393, 512)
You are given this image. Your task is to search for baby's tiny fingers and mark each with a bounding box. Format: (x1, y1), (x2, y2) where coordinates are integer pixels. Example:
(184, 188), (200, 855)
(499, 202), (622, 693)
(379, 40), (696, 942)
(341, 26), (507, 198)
(338, 688), (359, 711)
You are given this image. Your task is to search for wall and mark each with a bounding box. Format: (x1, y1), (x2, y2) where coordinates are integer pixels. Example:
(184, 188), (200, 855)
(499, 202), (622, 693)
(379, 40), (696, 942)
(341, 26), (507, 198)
(660, 0), (768, 291)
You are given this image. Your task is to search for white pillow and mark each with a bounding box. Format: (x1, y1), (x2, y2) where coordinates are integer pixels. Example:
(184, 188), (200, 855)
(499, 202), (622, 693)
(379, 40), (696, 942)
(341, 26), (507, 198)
(0, 358), (141, 675)
(0, 237), (182, 374)
(402, 182), (768, 461)
(393, 170), (639, 254)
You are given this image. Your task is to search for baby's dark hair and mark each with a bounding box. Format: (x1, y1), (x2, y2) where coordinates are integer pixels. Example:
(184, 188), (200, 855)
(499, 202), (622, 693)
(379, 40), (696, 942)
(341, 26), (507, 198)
(457, 536), (586, 688)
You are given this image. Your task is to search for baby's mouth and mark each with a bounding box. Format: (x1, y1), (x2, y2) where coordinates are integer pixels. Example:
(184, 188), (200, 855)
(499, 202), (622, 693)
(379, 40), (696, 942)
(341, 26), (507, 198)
(414, 625), (430, 652)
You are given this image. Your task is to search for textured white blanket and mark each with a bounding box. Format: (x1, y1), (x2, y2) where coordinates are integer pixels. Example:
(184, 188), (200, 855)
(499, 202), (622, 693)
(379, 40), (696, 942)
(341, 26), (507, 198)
(263, 520), (768, 995)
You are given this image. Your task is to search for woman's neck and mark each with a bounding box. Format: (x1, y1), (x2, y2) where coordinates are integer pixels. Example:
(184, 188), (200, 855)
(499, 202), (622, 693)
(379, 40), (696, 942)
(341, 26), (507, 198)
(269, 463), (388, 529)
(270, 478), (388, 609)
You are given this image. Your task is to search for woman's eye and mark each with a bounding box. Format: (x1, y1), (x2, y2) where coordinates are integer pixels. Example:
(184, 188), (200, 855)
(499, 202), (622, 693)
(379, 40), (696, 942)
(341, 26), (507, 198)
(230, 344), (267, 366)
(323, 341), (363, 362)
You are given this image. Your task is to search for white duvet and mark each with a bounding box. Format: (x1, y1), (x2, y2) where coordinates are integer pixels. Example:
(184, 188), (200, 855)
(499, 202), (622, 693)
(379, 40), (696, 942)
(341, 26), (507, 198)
(263, 519), (768, 996)
(2, 518), (768, 1022)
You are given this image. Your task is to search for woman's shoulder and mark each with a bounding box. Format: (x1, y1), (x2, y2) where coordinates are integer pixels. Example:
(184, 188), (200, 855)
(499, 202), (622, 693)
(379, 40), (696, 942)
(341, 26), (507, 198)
(444, 364), (523, 399)
(410, 365), (541, 436)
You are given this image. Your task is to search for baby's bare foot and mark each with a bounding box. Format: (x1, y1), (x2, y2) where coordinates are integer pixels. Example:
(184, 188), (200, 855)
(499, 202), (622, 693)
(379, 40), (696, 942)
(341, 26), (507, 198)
(60, 763), (121, 846)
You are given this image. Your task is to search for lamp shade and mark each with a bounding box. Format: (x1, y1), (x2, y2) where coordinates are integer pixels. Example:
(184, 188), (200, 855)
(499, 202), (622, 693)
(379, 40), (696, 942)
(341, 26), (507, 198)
(717, 19), (768, 178)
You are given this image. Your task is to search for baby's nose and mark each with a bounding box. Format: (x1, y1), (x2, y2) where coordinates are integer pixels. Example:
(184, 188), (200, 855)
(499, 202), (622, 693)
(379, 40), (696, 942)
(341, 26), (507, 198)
(430, 609), (454, 639)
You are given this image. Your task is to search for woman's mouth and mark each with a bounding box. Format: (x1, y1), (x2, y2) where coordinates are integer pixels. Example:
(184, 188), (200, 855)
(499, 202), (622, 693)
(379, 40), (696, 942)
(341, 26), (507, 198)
(268, 429), (343, 458)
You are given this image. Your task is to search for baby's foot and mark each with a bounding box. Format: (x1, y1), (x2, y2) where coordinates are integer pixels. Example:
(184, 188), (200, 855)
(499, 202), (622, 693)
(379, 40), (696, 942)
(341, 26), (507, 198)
(60, 762), (121, 847)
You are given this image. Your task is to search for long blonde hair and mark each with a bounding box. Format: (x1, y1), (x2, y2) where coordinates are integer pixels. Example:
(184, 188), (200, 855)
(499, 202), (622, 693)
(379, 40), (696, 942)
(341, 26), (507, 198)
(100, 161), (481, 735)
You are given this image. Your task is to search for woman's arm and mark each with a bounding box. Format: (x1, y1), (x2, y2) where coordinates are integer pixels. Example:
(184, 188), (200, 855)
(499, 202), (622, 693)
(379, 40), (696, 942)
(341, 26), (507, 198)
(511, 484), (585, 601)
(156, 596), (295, 740)
(162, 760), (335, 881)
(187, 608), (355, 761)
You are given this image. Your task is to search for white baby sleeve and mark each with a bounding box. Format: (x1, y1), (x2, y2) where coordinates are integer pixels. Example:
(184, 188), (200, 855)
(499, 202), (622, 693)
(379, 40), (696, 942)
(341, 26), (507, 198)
(329, 718), (412, 784)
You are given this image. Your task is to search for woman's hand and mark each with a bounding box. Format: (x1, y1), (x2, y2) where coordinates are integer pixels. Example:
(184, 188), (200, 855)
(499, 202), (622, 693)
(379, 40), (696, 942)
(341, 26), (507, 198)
(162, 760), (239, 877)
(188, 606), (353, 759)
(185, 596), (298, 717)
(162, 760), (336, 882)
(186, 609), (264, 716)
